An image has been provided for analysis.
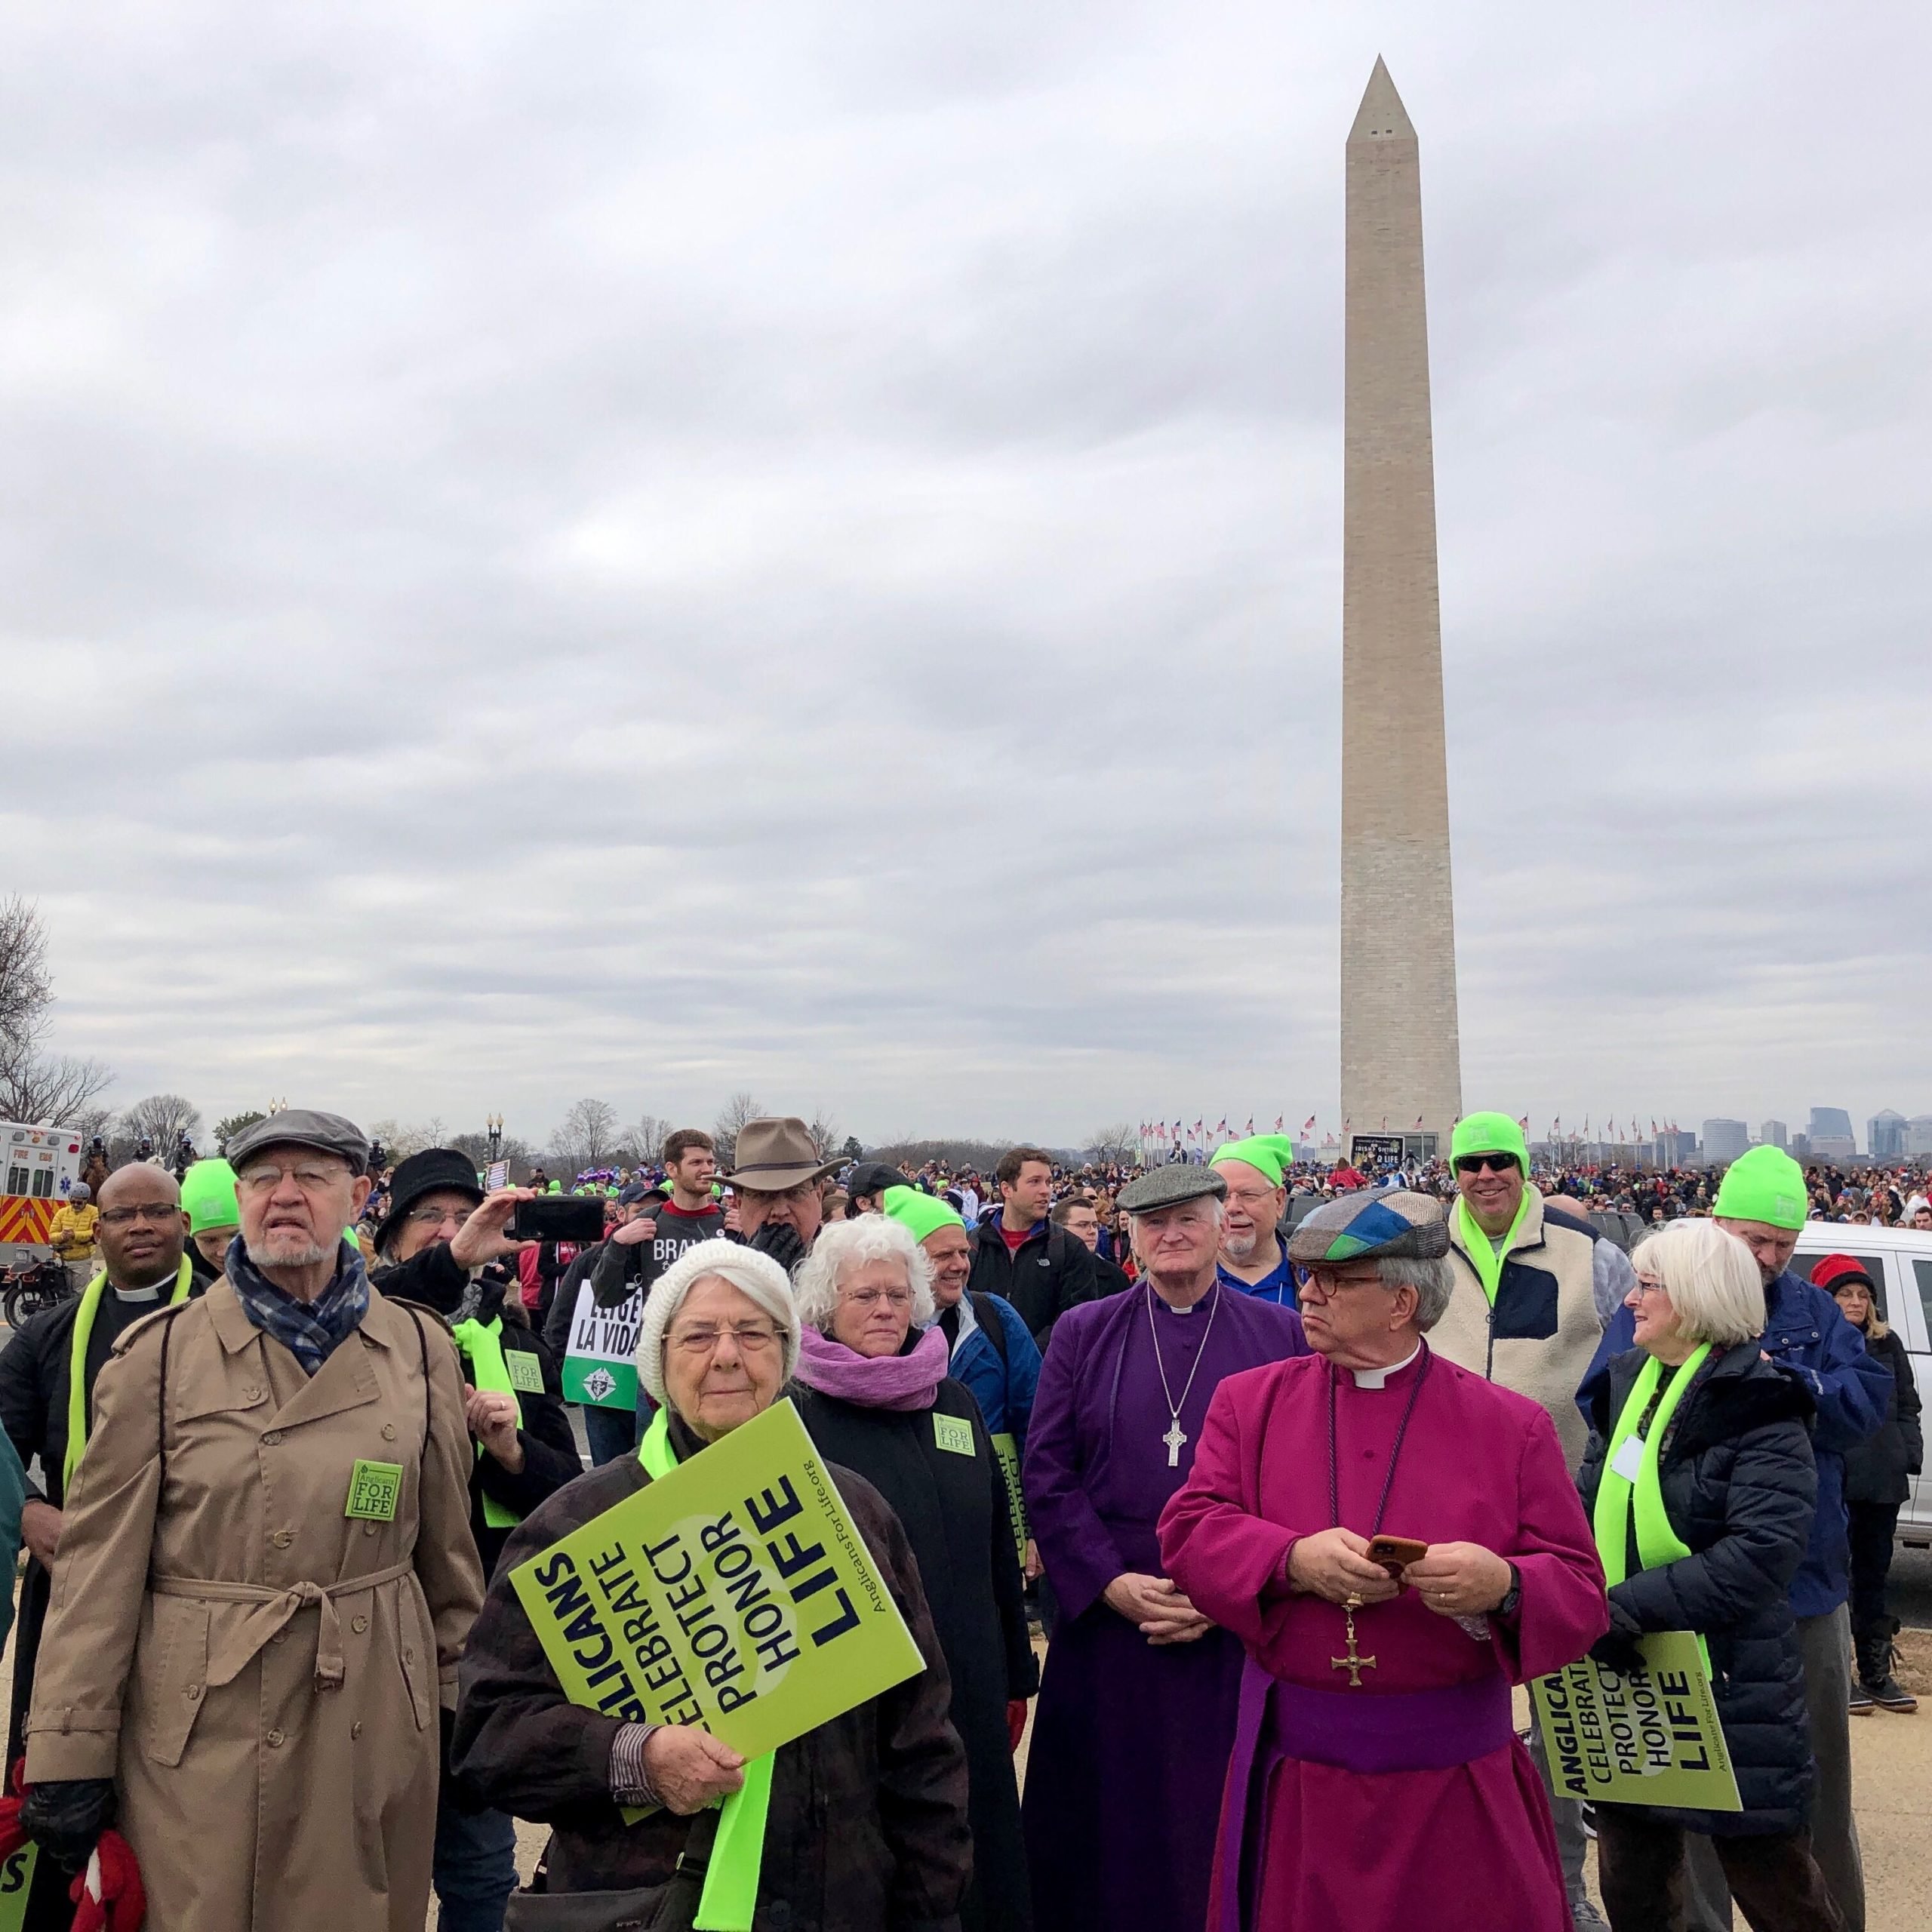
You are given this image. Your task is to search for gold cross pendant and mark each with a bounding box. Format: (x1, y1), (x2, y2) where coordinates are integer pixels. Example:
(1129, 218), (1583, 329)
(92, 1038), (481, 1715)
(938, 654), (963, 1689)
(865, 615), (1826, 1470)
(1330, 1604), (1377, 1687)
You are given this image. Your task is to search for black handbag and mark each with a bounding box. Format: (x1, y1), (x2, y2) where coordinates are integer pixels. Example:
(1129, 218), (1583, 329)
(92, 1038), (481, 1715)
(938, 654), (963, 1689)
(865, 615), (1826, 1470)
(503, 1809), (723, 1932)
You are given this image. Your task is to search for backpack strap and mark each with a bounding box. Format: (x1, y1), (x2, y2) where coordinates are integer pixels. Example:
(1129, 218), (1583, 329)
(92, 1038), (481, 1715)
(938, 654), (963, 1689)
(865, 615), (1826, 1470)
(970, 1292), (1010, 1368)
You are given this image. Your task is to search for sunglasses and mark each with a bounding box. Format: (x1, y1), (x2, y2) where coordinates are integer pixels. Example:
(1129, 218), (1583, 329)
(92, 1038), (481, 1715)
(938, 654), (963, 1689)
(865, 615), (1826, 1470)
(1454, 1154), (1520, 1176)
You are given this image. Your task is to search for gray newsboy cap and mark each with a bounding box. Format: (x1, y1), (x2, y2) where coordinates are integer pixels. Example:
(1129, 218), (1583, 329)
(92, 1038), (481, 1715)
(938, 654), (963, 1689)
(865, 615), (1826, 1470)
(225, 1109), (371, 1173)
(1117, 1164), (1228, 1215)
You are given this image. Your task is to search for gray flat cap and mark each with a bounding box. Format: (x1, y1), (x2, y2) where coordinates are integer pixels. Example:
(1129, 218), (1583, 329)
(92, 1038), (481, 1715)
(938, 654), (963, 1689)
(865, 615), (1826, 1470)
(1117, 1164), (1228, 1214)
(226, 1109), (370, 1173)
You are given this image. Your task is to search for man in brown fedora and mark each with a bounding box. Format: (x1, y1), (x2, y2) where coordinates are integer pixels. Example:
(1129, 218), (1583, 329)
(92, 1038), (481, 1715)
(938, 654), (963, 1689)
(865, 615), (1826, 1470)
(721, 1115), (841, 1275)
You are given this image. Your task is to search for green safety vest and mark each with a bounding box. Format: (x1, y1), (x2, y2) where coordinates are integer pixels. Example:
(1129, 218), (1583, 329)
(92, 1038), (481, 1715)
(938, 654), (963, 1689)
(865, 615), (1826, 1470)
(452, 1315), (525, 1530)
(638, 1407), (774, 1932)
(65, 1259), (195, 1494)
(1592, 1344), (1713, 1668)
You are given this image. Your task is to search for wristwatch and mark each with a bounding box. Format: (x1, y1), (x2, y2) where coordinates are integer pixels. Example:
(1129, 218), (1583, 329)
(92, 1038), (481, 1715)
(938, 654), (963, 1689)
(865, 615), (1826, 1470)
(1496, 1564), (1522, 1619)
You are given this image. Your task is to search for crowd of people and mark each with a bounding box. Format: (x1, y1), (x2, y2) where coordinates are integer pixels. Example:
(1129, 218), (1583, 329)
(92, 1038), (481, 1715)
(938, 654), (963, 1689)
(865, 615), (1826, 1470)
(0, 1106), (1921, 1931)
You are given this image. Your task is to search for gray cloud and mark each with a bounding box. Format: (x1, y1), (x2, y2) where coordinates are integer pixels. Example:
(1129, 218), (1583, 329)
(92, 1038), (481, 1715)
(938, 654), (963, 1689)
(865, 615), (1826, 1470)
(8, 2), (1930, 1149)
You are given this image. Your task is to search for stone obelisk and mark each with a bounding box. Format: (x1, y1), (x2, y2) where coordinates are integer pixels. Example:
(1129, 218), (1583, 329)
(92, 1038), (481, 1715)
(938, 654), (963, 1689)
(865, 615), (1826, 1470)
(1340, 57), (1462, 1146)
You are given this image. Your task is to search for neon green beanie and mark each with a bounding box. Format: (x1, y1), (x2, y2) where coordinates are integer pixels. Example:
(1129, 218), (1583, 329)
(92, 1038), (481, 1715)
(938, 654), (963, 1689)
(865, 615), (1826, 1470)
(180, 1158), (241, 1234)
(1451, 1112), (1530, 1172)
(883, 1185), (965, 1245)
(1210, 1135), (1296, 1189)
(1713, 1145), (1807, 1231)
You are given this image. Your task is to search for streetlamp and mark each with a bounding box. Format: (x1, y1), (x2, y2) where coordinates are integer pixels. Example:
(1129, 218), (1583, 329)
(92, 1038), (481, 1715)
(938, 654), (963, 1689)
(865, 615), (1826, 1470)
(487, 1114), (504, 1164)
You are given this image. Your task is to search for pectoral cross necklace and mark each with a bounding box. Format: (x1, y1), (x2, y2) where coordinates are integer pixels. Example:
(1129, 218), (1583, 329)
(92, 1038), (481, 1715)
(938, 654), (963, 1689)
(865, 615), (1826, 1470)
(1146, 1283), (1221, 1467)
(1325, 1344), (1432, 1687)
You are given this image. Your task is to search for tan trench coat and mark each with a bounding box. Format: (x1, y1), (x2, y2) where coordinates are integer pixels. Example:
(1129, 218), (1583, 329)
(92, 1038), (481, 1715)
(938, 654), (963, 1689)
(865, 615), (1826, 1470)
(25, 1276), (487, 1930)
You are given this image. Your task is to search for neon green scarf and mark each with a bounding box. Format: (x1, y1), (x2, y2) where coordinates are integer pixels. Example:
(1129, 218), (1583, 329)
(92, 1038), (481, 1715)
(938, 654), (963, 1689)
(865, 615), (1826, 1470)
(1454, 1189), (1533, 1305)
(1592, 1345), (1713, 1668)
(638, 1407), (774, 1932)
(64, 1259), (195, 1494)
(452, 1315), (523, 1530)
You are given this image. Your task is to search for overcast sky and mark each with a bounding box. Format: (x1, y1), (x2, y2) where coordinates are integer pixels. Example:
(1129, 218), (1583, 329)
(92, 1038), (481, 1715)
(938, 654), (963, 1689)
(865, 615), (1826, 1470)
(8, 2), (1930, 1151)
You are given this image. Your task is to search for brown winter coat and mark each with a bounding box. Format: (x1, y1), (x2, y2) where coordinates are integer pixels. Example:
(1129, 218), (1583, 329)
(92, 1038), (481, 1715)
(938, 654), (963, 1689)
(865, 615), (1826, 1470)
(454, 1443), (973, 1932)
(24, 1276), (486, 1930)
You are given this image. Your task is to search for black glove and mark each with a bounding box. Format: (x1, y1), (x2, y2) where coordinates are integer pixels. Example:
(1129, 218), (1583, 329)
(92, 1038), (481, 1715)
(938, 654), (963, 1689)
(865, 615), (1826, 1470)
(19, 1777), (117, 1872)
(748, 1223), (805, 1275)
(1587, 1598), (1646, 1677)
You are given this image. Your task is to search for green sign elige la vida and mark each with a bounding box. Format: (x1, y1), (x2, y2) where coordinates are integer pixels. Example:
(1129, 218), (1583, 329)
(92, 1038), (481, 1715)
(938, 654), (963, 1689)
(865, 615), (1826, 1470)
(509, 1398), (926, 1766)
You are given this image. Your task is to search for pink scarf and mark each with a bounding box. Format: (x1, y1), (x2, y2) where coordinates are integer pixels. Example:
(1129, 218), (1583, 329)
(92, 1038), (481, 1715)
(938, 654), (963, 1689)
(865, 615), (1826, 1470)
(794, 1323), (950, 1411)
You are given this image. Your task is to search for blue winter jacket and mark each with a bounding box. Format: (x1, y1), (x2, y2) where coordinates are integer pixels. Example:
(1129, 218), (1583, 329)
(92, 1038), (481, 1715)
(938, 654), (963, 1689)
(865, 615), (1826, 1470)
(1579, 1267), (1892, 1619)
(944, 1291), (1043, 1447)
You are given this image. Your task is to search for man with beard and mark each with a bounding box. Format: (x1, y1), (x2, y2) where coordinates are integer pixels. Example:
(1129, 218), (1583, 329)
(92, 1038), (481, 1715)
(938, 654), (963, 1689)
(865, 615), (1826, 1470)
(373, 1146), (580, 1932)
(1208, 1134), (1298, 1306)
(0, 1161), (198, 1929)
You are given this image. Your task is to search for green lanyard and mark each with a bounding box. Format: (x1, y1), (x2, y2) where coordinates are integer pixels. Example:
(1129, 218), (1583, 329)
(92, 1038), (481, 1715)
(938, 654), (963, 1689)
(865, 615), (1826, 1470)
(1454, 1189), (1532, 1305)
(1592, 1345), (1713, 1668)
(638, 1408), (774, 1932)
(452, 1315), (523, 1530)
(64, 1260), (195, 1494)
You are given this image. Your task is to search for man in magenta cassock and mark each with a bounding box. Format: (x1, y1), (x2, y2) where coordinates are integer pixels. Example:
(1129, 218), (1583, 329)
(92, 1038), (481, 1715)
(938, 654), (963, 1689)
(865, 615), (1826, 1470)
(1159, 1189), (1609, 1932)
(1021, 1163), (1308, 1932)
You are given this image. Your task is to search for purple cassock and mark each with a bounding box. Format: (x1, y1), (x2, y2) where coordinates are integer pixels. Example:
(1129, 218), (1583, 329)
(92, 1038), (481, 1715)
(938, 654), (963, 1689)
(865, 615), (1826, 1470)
(1021, 1282), (1309, 1932)
(1158, 1346), (1609, 1932)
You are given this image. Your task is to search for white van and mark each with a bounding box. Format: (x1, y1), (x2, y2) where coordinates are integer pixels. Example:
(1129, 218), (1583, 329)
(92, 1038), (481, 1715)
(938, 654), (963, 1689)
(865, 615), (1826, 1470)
(1788, 1222), (1932, 1546)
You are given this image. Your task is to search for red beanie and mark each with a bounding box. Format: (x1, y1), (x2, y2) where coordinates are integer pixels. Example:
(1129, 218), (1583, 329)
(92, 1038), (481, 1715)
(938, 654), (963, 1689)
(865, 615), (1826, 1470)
(1809, 1253), (1873, 1295)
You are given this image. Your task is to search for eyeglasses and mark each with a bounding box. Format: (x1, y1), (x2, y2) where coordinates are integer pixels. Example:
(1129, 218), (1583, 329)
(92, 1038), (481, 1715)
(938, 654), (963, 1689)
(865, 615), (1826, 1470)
(405, 1204), (469, 1229)
(1222, 1188), (1278, 1210)
(669, 1322), (783, 1355)
(98, 1203), (183, 1228)
(1455, 1155), (1519, 1176)
(1631, 1278), (1671, 1300)
(841, 1287), (912, 1310)
(1297, 1267), (1390, 1301)
(237, 1162), (350, 1194)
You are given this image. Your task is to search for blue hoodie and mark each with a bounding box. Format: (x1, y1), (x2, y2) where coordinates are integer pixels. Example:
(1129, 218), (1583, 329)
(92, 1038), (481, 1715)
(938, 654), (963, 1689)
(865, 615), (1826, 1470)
(941, 1291), (1043, 1447)
(1577, 1266), (1892, 1620)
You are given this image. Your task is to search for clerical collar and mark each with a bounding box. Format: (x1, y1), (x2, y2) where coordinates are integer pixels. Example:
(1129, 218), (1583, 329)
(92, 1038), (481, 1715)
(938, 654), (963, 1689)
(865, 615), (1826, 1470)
(1350, 1341), (1422, 1389)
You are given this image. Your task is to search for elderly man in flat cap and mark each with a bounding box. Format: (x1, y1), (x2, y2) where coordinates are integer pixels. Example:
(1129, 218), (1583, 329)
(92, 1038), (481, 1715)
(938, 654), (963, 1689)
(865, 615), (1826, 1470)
(1159, 1189), (1607, 1932)
(22, 1109), (485, 1932)
(1022, 1162), (1308, 1932)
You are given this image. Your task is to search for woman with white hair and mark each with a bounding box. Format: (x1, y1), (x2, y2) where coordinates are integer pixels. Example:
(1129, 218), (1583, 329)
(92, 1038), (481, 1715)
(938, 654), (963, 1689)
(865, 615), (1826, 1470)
(1578, 1217), (1839, 1931)
(793, 1215), (1038, 1932)
(453, 1237), (971, 1930)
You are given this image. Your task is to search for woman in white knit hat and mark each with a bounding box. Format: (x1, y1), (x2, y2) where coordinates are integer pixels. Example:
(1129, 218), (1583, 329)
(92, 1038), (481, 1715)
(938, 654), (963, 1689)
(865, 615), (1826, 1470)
(453, 1236), (971, 1929)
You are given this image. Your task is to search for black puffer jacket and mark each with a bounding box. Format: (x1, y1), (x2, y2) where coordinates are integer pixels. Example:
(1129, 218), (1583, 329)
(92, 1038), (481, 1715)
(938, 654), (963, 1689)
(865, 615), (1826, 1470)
(1579, 1341), (1818, 1835)
(1840, 1326), (1922, 1506)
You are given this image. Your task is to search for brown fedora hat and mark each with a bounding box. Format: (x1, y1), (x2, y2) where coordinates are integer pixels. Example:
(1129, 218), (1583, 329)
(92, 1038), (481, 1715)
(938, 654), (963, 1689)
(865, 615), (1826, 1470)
(721, 1117), (841, 1192)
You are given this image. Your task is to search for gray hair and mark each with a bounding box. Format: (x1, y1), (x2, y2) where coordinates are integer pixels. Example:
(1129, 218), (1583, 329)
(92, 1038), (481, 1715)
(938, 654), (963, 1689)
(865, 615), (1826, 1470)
(1631, 1219), (1765, 1347)
(793, 1213), (936, 1332)
(637, 1236), (801, 1407)
(1381, 1255), (1454, 1331)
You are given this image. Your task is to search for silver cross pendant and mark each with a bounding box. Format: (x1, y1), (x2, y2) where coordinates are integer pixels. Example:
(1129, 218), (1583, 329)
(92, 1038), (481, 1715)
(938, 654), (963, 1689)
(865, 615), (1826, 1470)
(1162, 1419), (1188, 1467)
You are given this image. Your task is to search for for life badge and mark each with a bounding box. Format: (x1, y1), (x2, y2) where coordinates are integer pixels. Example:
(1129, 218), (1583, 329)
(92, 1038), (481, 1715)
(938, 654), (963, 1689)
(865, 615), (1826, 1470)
(506, 1352), (546, 1395)
(932, 1413), (976, 1457)
(345, 1459), (405, 1521)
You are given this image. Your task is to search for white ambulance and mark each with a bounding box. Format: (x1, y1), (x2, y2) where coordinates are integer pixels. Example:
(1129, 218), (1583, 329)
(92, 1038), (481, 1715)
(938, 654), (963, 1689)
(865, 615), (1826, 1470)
(0, 1122), (85, 1268)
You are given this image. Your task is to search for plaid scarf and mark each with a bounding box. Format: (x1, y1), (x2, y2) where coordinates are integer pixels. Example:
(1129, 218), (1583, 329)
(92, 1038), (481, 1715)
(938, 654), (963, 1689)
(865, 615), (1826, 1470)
(228, 1236), (371, 1376)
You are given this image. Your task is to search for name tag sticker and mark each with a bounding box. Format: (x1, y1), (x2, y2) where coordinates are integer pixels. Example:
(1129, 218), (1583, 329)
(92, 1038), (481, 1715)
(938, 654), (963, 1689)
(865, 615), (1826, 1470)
(933, 1413), (976, 1457)
(1611, 1436), (1646, 1483)
(506, 1352), (546, 1395)
(345, 1459), (404, 1521)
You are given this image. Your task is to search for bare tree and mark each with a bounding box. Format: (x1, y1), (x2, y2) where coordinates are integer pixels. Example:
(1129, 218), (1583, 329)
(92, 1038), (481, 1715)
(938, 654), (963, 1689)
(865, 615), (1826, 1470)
(0, 1049), (115, 1127)
(0, 897), (53, 1054)
(1088, 1123), (1140, 1165)
(624, 1115), (670, 1166)
(0, 897), (115, 1125)
(551, 1098), (620, 1173)
(711, 1092), (766, 1170)
(114, 1094), (202, 1161)
(806, 1109), (843, 1159)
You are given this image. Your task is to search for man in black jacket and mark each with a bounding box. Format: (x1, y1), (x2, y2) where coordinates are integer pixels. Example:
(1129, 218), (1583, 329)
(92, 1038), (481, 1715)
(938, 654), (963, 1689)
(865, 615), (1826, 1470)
(969, 1144), (1097, 1344)
(369, 1146), (581, 1932)
(1051, 1195), (1133, 1296)
(0, 1160), (198, 1930)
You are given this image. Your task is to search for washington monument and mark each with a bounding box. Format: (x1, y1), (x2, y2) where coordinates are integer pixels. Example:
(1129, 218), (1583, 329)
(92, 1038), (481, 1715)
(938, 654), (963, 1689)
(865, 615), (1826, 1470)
(1340, 57), (1463, 1145)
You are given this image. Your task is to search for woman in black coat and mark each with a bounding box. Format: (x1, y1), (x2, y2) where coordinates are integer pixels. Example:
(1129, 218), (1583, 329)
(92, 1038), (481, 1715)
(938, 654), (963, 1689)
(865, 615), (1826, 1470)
(1812, 1253), (1922, 1711)
(792, 1214), (1038, 1932)
(1578, 1220), (1840, 1932)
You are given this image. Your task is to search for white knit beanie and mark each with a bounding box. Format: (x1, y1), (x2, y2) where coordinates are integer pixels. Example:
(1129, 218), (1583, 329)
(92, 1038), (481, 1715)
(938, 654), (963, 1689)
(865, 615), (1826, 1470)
(637, 1236), (799, 1407)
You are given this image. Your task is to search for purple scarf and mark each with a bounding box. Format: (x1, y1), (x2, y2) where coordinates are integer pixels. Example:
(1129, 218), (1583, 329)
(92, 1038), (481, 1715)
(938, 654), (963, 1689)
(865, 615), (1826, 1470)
(794, 1323), (950, 1411)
